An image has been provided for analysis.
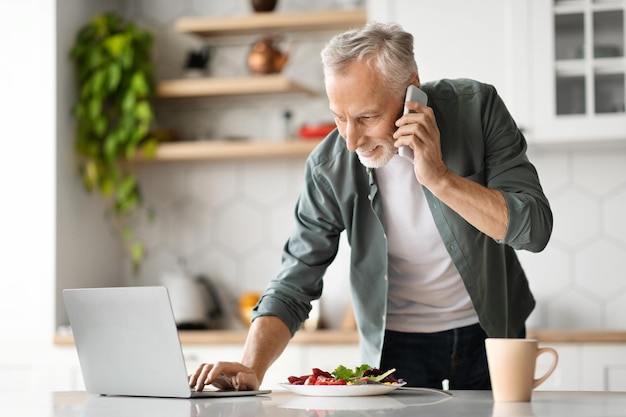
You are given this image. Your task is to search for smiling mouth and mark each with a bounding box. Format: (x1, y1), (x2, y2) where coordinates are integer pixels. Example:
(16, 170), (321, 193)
(357, 145), (380, 157)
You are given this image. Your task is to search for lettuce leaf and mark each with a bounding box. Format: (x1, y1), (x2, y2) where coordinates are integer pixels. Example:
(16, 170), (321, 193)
(331, 364), (397, 383)
(332, 364), (363, 380)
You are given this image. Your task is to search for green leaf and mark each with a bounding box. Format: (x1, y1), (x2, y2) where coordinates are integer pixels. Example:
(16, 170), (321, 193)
(131, 242), (144, 261)
(125, 143), (137, 159)
(91, 70), (105, 95)
(88, 98), (101, 121)
(121, 90), (136, 112)
(107, 63), (122, 92)
(117, 176), (136, 199)
(331, 364), (374, 381)
(116, 192), (139, 214)
(331, 365), (355, 381)
(130, 123), (149, 144)
(134, 100), (152, 121)
(104, 33), (128, 57)
(140, 138), (159, 158)
(130, 242), (145, 274)
(354, 364), (372, 376)
(94, 116), (107, 137)
(100, 177), (115, 197)
(86, 49), (103, 73)
(130, 72), (149, 96)
(103, 133), (118, 160)
(83, 160), (99, 191)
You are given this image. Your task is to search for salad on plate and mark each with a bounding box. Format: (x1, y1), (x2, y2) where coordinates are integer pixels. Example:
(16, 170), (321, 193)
(287, 364), (402, 386)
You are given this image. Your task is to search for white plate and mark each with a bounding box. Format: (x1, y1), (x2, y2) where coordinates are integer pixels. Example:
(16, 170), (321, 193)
(278, 382), (406, 397)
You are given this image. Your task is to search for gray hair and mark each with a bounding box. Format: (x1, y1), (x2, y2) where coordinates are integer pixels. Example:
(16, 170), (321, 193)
(320, 22), (418, 99)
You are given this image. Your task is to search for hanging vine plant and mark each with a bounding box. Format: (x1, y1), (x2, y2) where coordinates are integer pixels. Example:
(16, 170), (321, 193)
(70, 12), (161, 274)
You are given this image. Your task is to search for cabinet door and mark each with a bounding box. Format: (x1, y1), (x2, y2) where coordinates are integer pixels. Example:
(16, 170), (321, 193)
(580, 344), (626, 391)
(530, 0), (626, 143)
(367, 0), (530, 127)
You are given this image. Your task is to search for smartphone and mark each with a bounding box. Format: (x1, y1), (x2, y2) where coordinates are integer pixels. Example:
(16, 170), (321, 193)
(399, 85), (428, 161)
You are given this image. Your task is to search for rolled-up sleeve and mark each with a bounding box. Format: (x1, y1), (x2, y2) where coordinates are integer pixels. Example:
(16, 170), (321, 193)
(481, 87), (553, 252)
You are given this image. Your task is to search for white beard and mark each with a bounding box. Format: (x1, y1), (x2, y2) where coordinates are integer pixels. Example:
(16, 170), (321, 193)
(356, 142), (396, 168)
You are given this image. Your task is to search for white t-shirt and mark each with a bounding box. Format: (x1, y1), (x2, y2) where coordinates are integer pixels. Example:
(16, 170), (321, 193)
(375, 155), (479, 333)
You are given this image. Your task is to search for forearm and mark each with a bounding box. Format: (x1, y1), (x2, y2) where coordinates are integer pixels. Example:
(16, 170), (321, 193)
(241, 315), (292, 384)
(427, 169), (509, 240)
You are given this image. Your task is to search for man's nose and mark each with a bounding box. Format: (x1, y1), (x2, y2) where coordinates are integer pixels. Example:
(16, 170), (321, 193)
(344, 122), (363, 152)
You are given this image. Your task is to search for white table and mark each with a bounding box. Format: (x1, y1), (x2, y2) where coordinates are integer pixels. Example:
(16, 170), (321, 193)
(3, 389), (626, 416)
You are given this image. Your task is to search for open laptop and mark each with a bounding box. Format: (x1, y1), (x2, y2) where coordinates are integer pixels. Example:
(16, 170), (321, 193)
(63, 286), (271, 398)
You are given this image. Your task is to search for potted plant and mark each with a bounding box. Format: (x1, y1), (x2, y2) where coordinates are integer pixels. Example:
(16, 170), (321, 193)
(70, 12), (161, 274)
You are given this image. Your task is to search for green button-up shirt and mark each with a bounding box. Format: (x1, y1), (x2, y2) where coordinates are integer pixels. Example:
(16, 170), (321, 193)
(252, 78), (553, 366)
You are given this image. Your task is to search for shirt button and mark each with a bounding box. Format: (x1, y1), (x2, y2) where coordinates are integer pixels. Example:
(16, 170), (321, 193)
(384, 275), (388, 281)
(383, 233), (387, 240)
(449, 245), (455, 251)
(368, 194), (372, 201)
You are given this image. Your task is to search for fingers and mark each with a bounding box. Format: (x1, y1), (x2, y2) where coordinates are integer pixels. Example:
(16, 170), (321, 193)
(393, 105), (437, 147)
(189, 362), (214, 391)
(188, 361), (260, 392)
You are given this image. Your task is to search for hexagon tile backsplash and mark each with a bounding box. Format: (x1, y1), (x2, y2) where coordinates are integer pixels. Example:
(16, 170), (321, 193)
(518, 147), (626, 330)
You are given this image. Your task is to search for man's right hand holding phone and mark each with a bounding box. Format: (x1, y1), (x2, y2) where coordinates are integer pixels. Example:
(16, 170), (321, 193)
(395, 85), (448, 189)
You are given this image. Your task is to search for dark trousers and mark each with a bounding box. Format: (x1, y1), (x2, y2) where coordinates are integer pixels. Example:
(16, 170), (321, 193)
(380, 323), (526, 389)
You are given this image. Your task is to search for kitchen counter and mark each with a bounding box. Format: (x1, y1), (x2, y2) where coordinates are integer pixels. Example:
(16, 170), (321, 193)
(53, 329), (626, 345)
(7, 390), (626, 416)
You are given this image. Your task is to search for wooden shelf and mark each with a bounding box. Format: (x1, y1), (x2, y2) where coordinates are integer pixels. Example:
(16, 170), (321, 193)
(175, 9), (367, 37)
(135, 139), (322, 162)
(157, 75), (317, 99)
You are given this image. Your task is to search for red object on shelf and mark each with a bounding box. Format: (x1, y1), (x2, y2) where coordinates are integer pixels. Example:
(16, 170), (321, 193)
(298, 122), (336, 139)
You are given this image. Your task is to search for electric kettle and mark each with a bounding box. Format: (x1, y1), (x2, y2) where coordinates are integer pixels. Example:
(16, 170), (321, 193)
(160, 262), (223, 330)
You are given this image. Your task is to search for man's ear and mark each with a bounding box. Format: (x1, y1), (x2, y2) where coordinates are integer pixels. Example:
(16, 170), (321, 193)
(412, 72), (421, 88)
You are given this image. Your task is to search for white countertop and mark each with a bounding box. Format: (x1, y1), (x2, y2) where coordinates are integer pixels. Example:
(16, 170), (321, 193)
(5, 390), (626, 416)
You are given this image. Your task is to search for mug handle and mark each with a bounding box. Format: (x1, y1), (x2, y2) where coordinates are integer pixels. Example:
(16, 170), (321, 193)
(533, 347), (559, 389)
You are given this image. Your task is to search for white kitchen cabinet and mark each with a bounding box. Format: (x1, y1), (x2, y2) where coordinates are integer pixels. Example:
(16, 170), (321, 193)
(580, 344), (626, 391)
(530, 0), (626, 143)
(535, 343), (626, 391)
